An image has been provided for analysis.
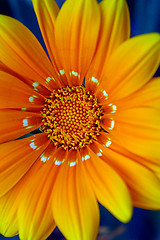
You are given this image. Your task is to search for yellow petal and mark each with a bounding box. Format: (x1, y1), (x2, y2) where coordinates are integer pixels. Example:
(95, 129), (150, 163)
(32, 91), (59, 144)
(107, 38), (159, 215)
(18, 144), (57, 240)
(96, 33), (160, 102)
(84, 145), (132, 223)
(110, 106), (160, 162)
(32, 0), (63, 84)
(108, 76), (160, 164)
(0, 133), (50, 197)
(0, 15), (61, 90)
(52, 150), (99, 240)
(101, 77), (160, 172)
(0, 183), (21, 237)
(117, 77), (160, 110)
(55, 0), (101, 86)
(95, 139), (160, 210)
(86, 0), (130, 91)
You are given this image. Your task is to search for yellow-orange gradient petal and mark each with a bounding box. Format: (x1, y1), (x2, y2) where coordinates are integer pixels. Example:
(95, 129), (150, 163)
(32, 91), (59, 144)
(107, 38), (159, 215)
(18, 143), (57, 240)
(102, 78), (160, 160)
(0, 15), (62, 90)
(83, 146), (132, 223)
(116, 77), (160, 110)
(86, 0), (130, 91)
(0, 133), (50, 197)
(0, 183), (21, 237)
(55, 0), (101, 86)
(94, 138), (160, 209)
(0, 110), (41, 143)
(110, 106), (160, 162)
(52, 150), (99, 240)
(32, 0), (65, 85)
(108, 77), (160, 165)
(110, 144), (160, 209)
(96, 33), (160, 102)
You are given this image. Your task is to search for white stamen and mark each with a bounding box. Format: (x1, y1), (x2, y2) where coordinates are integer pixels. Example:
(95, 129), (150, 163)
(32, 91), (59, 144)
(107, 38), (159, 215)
(29, 96), (34, 103)
(85, 155), (90, 160)
(29, 142), (37, 150)
(46, 77), (51, 82)
(26, 126), (32, 129)
(55, 160), (62, 166)
(59, 69), (65, 75)
(32, 82), (39, 91)
(29, 95), (37, 103)
(32, 82), (39, 88)
(71, 71), (78, 76)
(69, 161), (77, 167)
(41, 156), (47, 162)
(109, 120), (115, 130)
(91, 76), (99, 84)
(97, 149), (102, 157)
(23, 119), (28, 127)
(82, 154), (90, 161)
(104, 140), (112, 147)
(102, 90), (108, 98)
(108, 104), (117, 113)
(112, 105), (117, 113)
(97, 152), (102, 157)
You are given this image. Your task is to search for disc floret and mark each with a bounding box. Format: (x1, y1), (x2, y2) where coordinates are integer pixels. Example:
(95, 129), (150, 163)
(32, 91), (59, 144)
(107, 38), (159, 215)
(41, 85), (103, 150)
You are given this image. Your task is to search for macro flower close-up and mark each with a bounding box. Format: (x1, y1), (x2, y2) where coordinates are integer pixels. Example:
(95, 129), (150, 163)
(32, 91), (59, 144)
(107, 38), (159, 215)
(0, 0), (160, 239)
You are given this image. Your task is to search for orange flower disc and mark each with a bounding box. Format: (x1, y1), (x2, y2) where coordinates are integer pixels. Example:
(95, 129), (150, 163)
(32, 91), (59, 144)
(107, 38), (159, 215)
(41, 85), (104, 150)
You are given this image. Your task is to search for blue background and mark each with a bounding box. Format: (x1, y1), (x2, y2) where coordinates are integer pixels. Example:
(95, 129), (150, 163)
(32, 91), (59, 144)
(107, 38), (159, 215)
(0, 0), (160, 239)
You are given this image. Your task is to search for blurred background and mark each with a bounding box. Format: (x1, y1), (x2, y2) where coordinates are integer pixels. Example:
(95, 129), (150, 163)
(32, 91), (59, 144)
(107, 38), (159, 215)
(0, 0), (160, 239)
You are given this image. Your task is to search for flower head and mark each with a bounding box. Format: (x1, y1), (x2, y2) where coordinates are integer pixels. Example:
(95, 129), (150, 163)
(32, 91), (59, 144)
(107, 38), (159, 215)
(0, 0), (160, 239)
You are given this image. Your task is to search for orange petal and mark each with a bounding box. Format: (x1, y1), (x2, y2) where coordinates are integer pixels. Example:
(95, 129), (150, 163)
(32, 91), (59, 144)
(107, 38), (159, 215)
(0, 109), (42, 143)
(52, 150), (99, 240)
(94, 140), (160, 210)
(55, 0), (101, 86)
(52, 146), (67, 166)
(0, 62), (58, 95)
(0, 71), (45, 109)
(0, 59), (53, 97)
(96, 33), (160, 102)
(86, 0), (130, 91)
(84, 145), (132, 223)
(0, 133), (50, 197)
(18, 144), (57, 240)
(0, 15), (62, 90)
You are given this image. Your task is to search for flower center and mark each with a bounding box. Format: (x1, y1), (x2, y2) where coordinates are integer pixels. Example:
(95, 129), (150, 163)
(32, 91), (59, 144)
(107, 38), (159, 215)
(41, 85), (103, 150)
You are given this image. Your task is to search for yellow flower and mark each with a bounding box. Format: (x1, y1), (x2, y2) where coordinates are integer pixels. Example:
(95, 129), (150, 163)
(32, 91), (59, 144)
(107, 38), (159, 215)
(0, 0), (160, 239)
